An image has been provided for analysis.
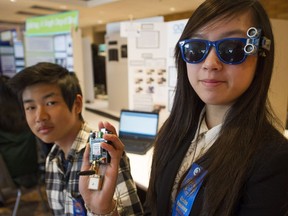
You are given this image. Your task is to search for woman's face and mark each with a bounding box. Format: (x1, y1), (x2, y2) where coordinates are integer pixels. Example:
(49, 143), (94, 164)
(186, 11), (257, 107)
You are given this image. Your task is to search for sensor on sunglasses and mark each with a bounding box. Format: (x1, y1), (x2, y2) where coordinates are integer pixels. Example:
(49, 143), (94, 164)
(247, 27), (260, 38)
(244, 27), (260, 55)
(244, 27), (271, 55)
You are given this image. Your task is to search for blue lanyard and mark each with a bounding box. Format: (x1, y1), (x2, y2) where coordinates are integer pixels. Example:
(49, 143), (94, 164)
(172, 163), (207, 216)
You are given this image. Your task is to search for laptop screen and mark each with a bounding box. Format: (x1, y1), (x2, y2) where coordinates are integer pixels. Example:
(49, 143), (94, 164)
(119, 110), (159, 139)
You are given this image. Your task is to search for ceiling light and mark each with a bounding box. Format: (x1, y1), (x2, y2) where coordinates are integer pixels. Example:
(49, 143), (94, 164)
(42, 0), (121, 8)
(59, 5), (68, 10)
(170, 7), (176, 12)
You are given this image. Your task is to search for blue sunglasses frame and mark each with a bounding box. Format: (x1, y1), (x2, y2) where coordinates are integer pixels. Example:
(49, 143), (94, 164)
(179, 38), (248, 65)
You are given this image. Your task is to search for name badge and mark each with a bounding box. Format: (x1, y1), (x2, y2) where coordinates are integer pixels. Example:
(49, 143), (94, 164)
(172, 163), (207, 216)
(73, 197), (87, 216)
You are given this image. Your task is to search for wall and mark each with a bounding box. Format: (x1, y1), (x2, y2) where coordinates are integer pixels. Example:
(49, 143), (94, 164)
(269, 19), (288, 130)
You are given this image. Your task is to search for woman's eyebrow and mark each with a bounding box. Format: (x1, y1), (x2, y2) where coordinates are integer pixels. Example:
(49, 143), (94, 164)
(220, 29), (247, 37)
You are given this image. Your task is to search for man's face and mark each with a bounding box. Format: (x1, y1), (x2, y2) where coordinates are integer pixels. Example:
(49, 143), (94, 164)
(22, 83), (82, 146)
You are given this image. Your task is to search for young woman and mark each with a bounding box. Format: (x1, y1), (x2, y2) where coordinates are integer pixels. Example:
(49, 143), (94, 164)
(79, 0), (288, 215)
(145, 0), (288, 215)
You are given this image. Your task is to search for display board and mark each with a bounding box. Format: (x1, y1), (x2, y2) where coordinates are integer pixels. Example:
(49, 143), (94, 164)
(125, 22), (167, 112)
(0, 30), (25, 77)
(24, 11), (94, 103)
(0, 41), (16, 77)
(25, 11), (79, 36)
(166, 19), (188, 111)
(24, 11), (78, 70)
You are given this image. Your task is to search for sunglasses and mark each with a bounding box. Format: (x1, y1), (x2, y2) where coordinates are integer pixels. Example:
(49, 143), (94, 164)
(179, 38), (249, 65)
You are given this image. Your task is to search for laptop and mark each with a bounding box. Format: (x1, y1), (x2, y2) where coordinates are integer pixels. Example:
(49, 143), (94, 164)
(119, 109), (159, 155)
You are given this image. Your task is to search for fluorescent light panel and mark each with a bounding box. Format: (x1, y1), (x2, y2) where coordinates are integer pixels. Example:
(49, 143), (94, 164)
(44, 0), (121, 8)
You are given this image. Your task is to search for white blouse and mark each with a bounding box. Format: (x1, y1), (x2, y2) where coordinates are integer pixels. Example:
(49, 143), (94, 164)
(170, 110), (222, 205)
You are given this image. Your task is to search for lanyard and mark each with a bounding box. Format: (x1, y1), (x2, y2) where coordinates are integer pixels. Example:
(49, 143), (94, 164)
(172, 163), (207, 216)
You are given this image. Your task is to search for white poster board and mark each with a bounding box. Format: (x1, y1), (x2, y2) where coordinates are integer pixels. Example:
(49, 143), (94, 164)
(126, 22), (168, 112)
(166, 19), (188, 112)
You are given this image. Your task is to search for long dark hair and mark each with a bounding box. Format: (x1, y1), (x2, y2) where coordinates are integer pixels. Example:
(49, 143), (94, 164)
(147, 0), (279, 215)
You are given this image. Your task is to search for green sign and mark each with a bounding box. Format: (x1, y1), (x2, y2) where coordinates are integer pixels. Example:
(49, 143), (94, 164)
(26, 11), (79, 36)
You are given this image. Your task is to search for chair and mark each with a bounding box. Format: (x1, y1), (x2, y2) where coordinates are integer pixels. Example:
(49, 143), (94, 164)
(0, 153), (48, 216)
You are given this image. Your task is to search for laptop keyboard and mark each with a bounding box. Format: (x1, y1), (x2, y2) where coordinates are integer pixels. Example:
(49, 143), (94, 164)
(122, 139), (152, 154)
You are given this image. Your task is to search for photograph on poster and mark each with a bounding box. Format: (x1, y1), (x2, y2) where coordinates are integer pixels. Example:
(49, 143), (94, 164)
(25, 36), (53, 52)
(136, 31), (159, 49)
(108, 48), (118, 61)
(0, 31), (12, 41)
(135, 77), (143, 84)
(66, 57), (74, 71)
(54, 34), (66, 52)
(130, 60), (145, 66)
(142, 53), (153, 59)
(158, 77), (166, 85)
(15, 60), (25, 66)
(14, 42), (24, 58)
(15, 58), (25, 72)
(121, 44), (128, 58)
(157, 69), (166, 76)
(1, 55), (16, 73)
(55, 52), (67, 58)
(0, 46), (14, 54)
(145, 58), (166, 68)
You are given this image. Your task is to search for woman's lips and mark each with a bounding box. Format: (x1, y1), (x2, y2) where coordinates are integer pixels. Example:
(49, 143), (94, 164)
(200, 79), (224, 87)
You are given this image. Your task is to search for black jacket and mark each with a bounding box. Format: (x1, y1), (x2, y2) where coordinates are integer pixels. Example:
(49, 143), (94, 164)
(145, 128), (288, 216)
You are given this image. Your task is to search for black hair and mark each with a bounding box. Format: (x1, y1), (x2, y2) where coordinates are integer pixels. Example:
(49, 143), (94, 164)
(0, 75), (29, 132)
(9, 62), (83, 121)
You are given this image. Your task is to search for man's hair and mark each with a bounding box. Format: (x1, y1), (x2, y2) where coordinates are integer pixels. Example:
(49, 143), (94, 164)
(9, 62), (83, 120)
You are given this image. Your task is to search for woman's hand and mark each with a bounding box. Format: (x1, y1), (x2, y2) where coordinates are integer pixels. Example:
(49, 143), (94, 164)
(79, 121), (124, 214)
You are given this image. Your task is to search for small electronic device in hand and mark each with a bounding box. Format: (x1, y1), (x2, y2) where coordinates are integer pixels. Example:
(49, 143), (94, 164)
(84, 128), (112, 191)
(89, 128), (111, 164)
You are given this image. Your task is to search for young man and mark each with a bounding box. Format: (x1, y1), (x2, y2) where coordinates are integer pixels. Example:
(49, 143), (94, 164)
(10, 62), (143, 215)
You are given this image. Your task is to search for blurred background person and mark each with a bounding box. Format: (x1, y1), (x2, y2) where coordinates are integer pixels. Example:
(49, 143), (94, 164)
(0, 75), (39, 202)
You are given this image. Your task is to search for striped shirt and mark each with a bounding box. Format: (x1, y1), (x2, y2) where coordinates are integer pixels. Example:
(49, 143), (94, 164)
(45, 122), (143, 215)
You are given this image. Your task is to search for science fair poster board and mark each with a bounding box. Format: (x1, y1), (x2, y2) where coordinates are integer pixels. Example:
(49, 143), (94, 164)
(0, 30), (25, 76)
(121, 19), (187, 113)
(24, 11), (78, 71)
(0, 41), (15, 77)
(125, 22), (168, 112)
(105, 17), (164, 112)
(166, 19), (188, 112)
